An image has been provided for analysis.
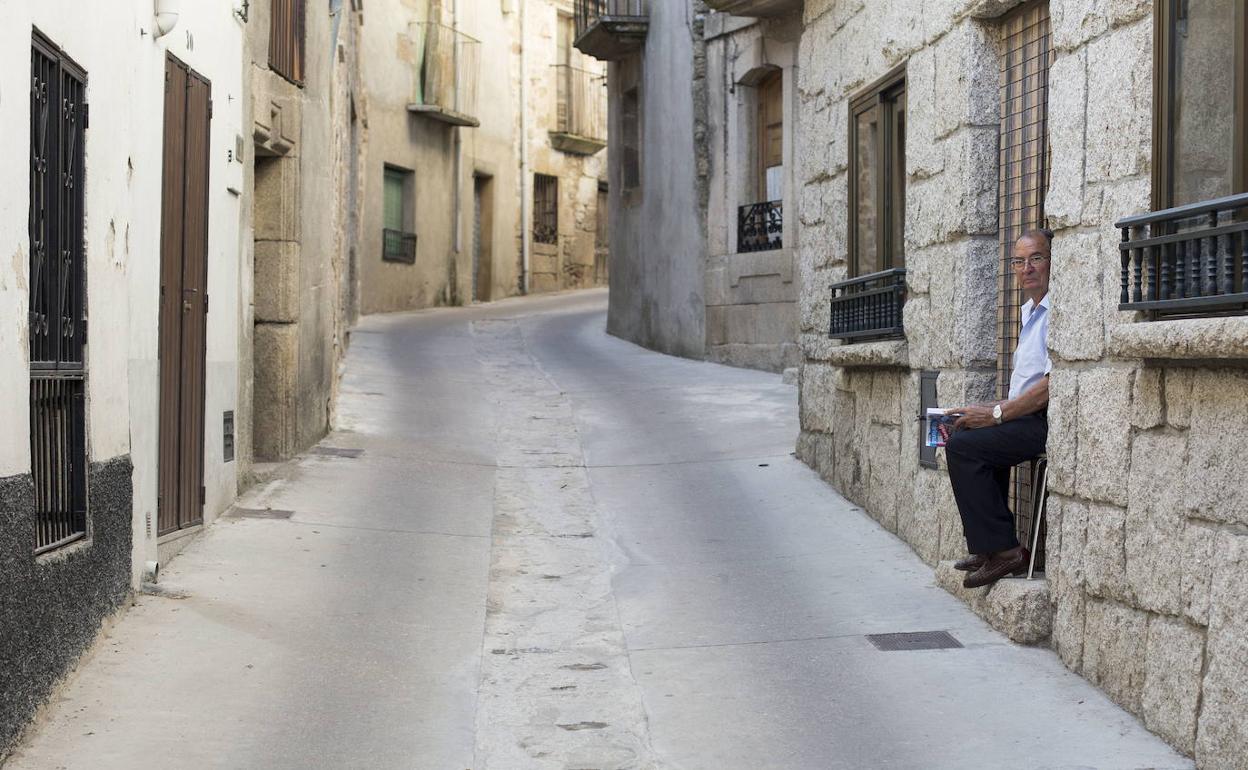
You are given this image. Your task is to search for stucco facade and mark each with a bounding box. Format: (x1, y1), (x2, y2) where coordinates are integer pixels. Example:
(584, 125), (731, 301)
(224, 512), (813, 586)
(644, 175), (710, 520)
(596, 2), (802, 371)
(358, 0), (607, 315)
(602, 1), (711, 361)
(0, 1), (366, 756)
(794, 1), (1248, 765)
(0, 0), (248, 754)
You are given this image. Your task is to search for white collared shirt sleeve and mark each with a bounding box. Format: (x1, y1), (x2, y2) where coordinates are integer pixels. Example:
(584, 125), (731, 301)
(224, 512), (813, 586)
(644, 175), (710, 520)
(1008, 295), (1052, 400)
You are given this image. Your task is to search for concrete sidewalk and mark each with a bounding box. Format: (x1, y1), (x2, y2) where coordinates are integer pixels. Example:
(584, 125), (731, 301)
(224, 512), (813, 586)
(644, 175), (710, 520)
(6, 290), (1192, 769)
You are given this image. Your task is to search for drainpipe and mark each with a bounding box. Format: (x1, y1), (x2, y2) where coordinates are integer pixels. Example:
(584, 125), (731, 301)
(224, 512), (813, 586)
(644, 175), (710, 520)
(452, 0), (463, 258)
(519, 0), (531, 294)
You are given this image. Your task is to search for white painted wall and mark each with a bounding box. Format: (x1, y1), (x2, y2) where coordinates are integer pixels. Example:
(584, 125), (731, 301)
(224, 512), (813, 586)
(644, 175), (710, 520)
(0, 1), (246, 585)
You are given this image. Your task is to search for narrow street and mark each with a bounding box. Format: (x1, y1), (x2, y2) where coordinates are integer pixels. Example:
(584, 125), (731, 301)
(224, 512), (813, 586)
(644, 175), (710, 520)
(9, 291), (1188, 770)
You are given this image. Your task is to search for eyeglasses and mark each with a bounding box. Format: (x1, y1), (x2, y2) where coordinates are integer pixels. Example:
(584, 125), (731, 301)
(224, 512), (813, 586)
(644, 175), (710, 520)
(1010, 255), (1050, 269)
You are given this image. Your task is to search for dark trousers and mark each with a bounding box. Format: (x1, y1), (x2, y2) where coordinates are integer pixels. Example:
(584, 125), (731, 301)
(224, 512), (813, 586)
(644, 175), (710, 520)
(945, 413), (1048, 555)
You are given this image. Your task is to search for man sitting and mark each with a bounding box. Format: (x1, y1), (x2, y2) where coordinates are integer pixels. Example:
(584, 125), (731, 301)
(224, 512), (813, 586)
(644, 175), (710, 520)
(944, 228), (1052, 589)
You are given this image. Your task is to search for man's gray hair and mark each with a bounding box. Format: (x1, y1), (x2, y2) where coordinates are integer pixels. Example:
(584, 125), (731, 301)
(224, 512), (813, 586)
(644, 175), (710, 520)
(1018, 228), (1054, 247)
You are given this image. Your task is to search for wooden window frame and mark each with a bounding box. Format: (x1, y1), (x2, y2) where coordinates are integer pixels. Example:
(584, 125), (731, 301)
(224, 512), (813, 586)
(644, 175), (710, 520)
(1152, 0), (1248, 211)
(269, 0), (306, 86)
(848, 64), (907, 277)
(382, 164), (417, 264)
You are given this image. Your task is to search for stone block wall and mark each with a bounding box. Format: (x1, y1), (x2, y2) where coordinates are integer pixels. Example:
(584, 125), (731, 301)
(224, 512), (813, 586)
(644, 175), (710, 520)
(795, 0), (1001, 572)
(794, 0), (1248, 765)
(701, 11), (803, 373)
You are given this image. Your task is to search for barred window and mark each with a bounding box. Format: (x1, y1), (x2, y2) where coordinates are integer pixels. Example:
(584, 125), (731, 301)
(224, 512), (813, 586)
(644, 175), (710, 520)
(269, 0), (306, 85)
(30, 31), (89, 553)
(848, 67), (906, 277)
(382, 165), (416, 264)
(534, 174), (559, 245)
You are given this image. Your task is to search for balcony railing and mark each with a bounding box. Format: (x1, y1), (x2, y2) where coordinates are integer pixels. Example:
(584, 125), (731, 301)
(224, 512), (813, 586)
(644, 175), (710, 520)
(829, 268), (907, 341)
(738, 201), (783, 252)
(383, 228), (417, 264)
(1117, 192), (1248, 319)
(550, 65), (607, 155)
(407, 22), (480, 127)
(574, 0), (649, 61)
(703, 0), (803, 17)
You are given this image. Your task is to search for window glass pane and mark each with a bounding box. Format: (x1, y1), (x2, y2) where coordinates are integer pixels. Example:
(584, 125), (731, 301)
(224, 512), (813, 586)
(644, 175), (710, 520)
(1173, 0), (1236, 206)
(765, 165), (784, 202)
(890, 89), (906, 269)
(384, 168), (405, 230)
(854, 104), (879, 275)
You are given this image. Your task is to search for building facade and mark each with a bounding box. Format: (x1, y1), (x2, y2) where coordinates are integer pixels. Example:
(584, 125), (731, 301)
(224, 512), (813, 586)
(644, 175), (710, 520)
(793, 0), (1248, 765)
(583, 0), (802, 371)
(0, 0), (365, 756)
(358, 0), (608, 315)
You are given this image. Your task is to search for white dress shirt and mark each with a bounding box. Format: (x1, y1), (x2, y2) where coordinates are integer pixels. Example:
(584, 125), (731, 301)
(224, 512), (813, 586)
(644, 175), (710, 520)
(1008, 293), (1052, 400)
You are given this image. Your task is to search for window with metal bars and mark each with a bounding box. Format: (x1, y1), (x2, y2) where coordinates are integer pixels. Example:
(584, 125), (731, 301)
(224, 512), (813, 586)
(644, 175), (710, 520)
(30, 31), (89, 554)
(269, 0), (306, 85)
(534, 174), (559, 245)
(996, 2), (1053, 564)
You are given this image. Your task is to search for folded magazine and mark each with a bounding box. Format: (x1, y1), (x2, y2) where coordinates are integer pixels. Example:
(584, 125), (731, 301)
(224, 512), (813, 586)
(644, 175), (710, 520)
(925, 408), (959, 447)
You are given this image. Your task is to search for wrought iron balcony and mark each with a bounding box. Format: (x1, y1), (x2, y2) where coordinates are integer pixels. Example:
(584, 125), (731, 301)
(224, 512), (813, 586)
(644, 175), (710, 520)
(407, 22), (481, 128)
(737, 200), (783, 252)
(550, 65), (607, 155)
(829, 268), (907, 341)
(1117, 192), (1248, 319)
(703, 0), (803, 17)
(383, 228), (417, 264)
(574, 0), (648, 61)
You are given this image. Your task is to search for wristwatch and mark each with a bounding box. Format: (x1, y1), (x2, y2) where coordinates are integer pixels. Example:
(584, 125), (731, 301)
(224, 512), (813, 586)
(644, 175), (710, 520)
(992, 404), (1004, 425)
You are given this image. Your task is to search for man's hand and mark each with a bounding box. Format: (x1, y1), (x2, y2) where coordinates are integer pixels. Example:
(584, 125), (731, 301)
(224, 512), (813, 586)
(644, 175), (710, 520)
(947, 404), (997, 430)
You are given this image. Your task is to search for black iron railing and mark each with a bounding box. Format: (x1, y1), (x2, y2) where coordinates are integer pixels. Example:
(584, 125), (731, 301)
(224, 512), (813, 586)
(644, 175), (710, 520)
(382, 228), (417, 264)
(1117, 192), (1248, 319)
(829, 268), (907, 341)
(575, 0), (648, 38)
(738, 201), (782, 253)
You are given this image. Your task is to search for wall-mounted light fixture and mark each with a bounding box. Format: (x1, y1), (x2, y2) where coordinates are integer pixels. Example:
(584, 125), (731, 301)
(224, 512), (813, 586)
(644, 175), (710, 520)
(154, 0), (181, 38)
(235, 0), (250, 23)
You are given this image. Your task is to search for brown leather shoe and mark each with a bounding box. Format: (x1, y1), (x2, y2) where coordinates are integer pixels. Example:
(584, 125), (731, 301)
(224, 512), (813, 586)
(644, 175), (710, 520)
(962, 546), (1029, 589)
(954, 554), (987, 572)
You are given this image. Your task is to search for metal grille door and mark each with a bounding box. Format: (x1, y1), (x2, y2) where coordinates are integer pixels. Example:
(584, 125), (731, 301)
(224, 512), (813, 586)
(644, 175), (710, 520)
(157, 56), (211, 536)
(996, 2), (1052, 557)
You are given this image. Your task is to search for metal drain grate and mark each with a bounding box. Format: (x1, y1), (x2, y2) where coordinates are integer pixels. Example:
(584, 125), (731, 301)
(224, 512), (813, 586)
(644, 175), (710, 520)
(866, 631), (963, 651)
(308, 446), (364, 458)
(228, 507), (295, 519)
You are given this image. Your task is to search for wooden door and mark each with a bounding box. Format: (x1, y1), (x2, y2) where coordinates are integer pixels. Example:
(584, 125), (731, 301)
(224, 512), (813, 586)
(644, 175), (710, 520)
(157, 55), (211, 536)
(758, 71), (784, 202)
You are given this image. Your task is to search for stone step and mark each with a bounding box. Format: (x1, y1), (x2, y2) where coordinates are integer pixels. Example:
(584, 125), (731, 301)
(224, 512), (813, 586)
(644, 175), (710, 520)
(935, 560), (1053, 645)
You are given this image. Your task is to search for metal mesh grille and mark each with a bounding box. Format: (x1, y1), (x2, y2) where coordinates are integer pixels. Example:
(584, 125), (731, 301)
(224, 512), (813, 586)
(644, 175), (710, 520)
(866, 631), (963, 651)
(997, 3), (1052, 559)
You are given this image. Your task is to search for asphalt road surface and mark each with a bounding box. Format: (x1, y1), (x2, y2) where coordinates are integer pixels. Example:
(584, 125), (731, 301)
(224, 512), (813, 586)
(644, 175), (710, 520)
(8, 289), (1190, 769)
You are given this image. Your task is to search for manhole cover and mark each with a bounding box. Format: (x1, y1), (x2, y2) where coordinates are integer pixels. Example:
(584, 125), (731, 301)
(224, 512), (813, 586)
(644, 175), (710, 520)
(228, 507), (294, 519)
(866, 631), (963, 651)
(308, 446), (364, 458)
